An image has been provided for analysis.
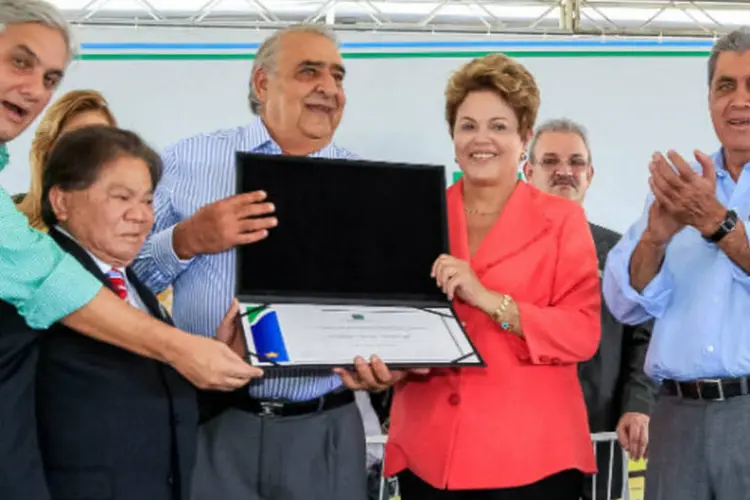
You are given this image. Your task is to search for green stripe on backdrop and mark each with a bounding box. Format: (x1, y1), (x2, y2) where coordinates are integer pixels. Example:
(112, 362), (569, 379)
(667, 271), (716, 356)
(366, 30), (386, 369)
(77, 50), (710, 61)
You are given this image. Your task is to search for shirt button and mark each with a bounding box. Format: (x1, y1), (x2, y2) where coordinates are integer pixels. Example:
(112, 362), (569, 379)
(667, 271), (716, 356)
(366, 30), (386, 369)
(167, 475), (174, 485)
(707, 345), (715, 353)
(713, 296), (719, 304)
(448, 394), (461, 406)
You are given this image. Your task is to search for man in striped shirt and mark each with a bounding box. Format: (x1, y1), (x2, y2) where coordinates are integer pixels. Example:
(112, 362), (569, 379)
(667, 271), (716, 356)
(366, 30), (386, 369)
(133, 24), (399, 500)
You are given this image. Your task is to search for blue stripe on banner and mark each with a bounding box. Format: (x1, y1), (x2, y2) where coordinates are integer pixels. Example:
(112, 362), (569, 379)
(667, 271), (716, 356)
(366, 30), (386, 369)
(250, 309), (291, 363)
(80, 39), (715, 51)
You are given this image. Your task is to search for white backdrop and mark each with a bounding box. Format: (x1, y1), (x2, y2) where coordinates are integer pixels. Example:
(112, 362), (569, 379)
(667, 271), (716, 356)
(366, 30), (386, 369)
(2, 27), (719, 233)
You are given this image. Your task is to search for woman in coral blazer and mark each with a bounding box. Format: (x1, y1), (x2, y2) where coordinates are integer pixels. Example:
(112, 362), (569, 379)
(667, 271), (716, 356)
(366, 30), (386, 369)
(383, 54), (601, 499)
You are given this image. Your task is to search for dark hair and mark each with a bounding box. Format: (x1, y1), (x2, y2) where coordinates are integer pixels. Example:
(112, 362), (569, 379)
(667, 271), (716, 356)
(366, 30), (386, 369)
(41, 125), (162, 228)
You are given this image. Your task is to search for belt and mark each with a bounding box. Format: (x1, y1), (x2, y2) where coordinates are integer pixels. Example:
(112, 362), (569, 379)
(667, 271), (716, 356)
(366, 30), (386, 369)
(662, 377), (750, 401)
(232, 388), (355, 417)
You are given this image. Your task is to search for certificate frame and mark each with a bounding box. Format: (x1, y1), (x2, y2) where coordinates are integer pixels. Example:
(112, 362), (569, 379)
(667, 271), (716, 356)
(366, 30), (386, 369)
(236, 301), (485, 370)
(234, 153), (485, 370)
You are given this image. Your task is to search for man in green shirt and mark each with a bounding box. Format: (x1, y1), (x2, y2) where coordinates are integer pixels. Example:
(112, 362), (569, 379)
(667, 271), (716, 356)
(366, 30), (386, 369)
(0, 1), (259, 394)
(0, 3), (263, 496)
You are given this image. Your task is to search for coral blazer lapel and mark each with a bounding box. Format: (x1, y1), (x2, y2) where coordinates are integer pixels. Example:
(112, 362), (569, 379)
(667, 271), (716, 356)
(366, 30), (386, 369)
(448, 180), (552, 277)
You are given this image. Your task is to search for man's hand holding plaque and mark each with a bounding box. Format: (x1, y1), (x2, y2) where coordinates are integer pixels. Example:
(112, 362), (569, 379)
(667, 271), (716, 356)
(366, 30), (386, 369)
(333, 355), (430, 392)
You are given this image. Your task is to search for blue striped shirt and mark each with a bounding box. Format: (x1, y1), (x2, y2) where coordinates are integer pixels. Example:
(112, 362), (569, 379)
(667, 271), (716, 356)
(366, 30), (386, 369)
(132, 116), (356, 401)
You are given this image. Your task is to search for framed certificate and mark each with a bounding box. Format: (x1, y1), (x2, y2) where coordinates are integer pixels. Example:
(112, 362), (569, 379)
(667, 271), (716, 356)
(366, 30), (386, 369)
(234, 152), (484, 369)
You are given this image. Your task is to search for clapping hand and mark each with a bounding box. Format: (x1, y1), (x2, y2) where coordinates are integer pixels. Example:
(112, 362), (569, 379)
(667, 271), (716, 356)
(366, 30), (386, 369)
(648, 150), (725, 239)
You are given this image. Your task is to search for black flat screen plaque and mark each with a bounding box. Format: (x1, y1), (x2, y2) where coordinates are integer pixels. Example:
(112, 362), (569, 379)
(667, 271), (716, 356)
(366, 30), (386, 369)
(234, 152), (450, 306)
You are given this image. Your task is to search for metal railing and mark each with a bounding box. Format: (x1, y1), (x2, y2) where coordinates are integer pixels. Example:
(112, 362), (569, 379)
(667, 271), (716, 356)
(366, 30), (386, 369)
(366, 431), (630, 500)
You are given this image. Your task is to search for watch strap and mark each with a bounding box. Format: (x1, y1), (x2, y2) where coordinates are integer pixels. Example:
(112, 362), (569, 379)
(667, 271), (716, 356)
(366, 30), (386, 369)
(704, 209), (738, 243)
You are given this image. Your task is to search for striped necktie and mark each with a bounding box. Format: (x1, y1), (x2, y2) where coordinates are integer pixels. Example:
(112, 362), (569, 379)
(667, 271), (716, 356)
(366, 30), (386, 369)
(106, 268), (128, 300)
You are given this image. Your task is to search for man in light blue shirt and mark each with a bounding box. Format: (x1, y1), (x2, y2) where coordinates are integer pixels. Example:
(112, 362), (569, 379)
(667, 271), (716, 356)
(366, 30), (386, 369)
(133, 24), (403, 500)
(603, 27), (750, 500)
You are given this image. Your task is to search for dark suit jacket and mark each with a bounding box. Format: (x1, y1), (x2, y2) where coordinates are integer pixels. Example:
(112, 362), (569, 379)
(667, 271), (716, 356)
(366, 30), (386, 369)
(35, 228), (199, 500)
(0, 301), (49, 500)
(579, 223), (658, 433)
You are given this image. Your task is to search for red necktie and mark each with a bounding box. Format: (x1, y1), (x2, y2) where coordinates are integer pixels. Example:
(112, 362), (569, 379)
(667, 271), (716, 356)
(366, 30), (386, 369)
(106, 268), (128, 300)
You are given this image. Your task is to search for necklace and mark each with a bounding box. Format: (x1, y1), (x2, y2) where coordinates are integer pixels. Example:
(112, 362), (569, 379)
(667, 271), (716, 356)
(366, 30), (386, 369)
(464, 206), (502, 216)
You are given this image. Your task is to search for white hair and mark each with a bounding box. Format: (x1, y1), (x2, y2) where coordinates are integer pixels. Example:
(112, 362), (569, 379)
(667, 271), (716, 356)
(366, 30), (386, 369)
(0, 0), (77, 63)
(248, 24), (338, 114)
(528, 118), (593, 165)
(708, 27), (750, 86)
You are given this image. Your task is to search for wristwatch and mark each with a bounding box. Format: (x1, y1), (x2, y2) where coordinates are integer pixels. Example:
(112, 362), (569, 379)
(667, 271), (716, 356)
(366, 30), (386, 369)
(703, 209), (738, 243)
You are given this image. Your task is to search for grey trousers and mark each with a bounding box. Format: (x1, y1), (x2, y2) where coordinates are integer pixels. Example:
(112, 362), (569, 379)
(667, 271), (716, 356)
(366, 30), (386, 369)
(190, 401), (368, 500)
(645, 393), (750, 500)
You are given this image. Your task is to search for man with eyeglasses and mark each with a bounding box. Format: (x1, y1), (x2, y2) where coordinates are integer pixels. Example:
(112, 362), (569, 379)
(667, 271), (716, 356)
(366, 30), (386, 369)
(523, 118), (658, 500)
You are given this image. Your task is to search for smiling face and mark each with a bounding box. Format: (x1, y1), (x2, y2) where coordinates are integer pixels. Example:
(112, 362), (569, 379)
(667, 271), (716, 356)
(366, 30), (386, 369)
(49, 155), (155, 268)
(709, 50), (750, 160)
(524, 130), (594, 204)
(254, 31), (346, 152)
(452, 89), (527, 186)
(0, 22), (67, 142)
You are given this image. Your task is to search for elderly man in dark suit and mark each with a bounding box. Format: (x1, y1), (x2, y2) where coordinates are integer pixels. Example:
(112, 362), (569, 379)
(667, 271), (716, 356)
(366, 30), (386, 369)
(523, 118), (658, 500)
(31, 125), (246, 500)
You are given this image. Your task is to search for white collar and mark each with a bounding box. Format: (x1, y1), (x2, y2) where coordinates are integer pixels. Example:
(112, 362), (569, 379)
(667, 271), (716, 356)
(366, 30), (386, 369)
(54, 225), (127, 277)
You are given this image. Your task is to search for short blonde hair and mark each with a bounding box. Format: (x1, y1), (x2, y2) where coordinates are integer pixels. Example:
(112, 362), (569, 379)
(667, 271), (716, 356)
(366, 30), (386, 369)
(445, 53), (540, 138)
(17, 89), (117, 230)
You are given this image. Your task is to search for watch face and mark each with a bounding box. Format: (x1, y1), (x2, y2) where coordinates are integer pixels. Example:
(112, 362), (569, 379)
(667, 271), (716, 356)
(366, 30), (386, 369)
(712, 211), (738, 241)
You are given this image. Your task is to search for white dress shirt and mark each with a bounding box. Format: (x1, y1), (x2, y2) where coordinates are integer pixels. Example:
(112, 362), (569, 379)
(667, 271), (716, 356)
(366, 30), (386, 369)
(54, 226), (149, 313)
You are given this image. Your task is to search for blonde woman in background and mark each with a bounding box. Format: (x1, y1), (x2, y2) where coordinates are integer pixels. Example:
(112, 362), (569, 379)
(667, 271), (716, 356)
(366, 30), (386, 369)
(16, 89), (117, 230)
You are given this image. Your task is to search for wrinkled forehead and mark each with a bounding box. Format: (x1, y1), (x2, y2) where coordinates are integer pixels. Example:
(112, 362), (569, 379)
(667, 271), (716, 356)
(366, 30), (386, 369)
(535, 131), (588, 157)
(277, 32), (345, 71)
(712, 50), (750, 87)
(102, 156), (157, 191)
(66, 156), (154, 197)
(0, 22), (69, 71)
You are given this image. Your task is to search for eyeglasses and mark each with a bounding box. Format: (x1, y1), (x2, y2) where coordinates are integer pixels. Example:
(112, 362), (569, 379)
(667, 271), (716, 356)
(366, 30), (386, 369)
(537, 157), (590, 170)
